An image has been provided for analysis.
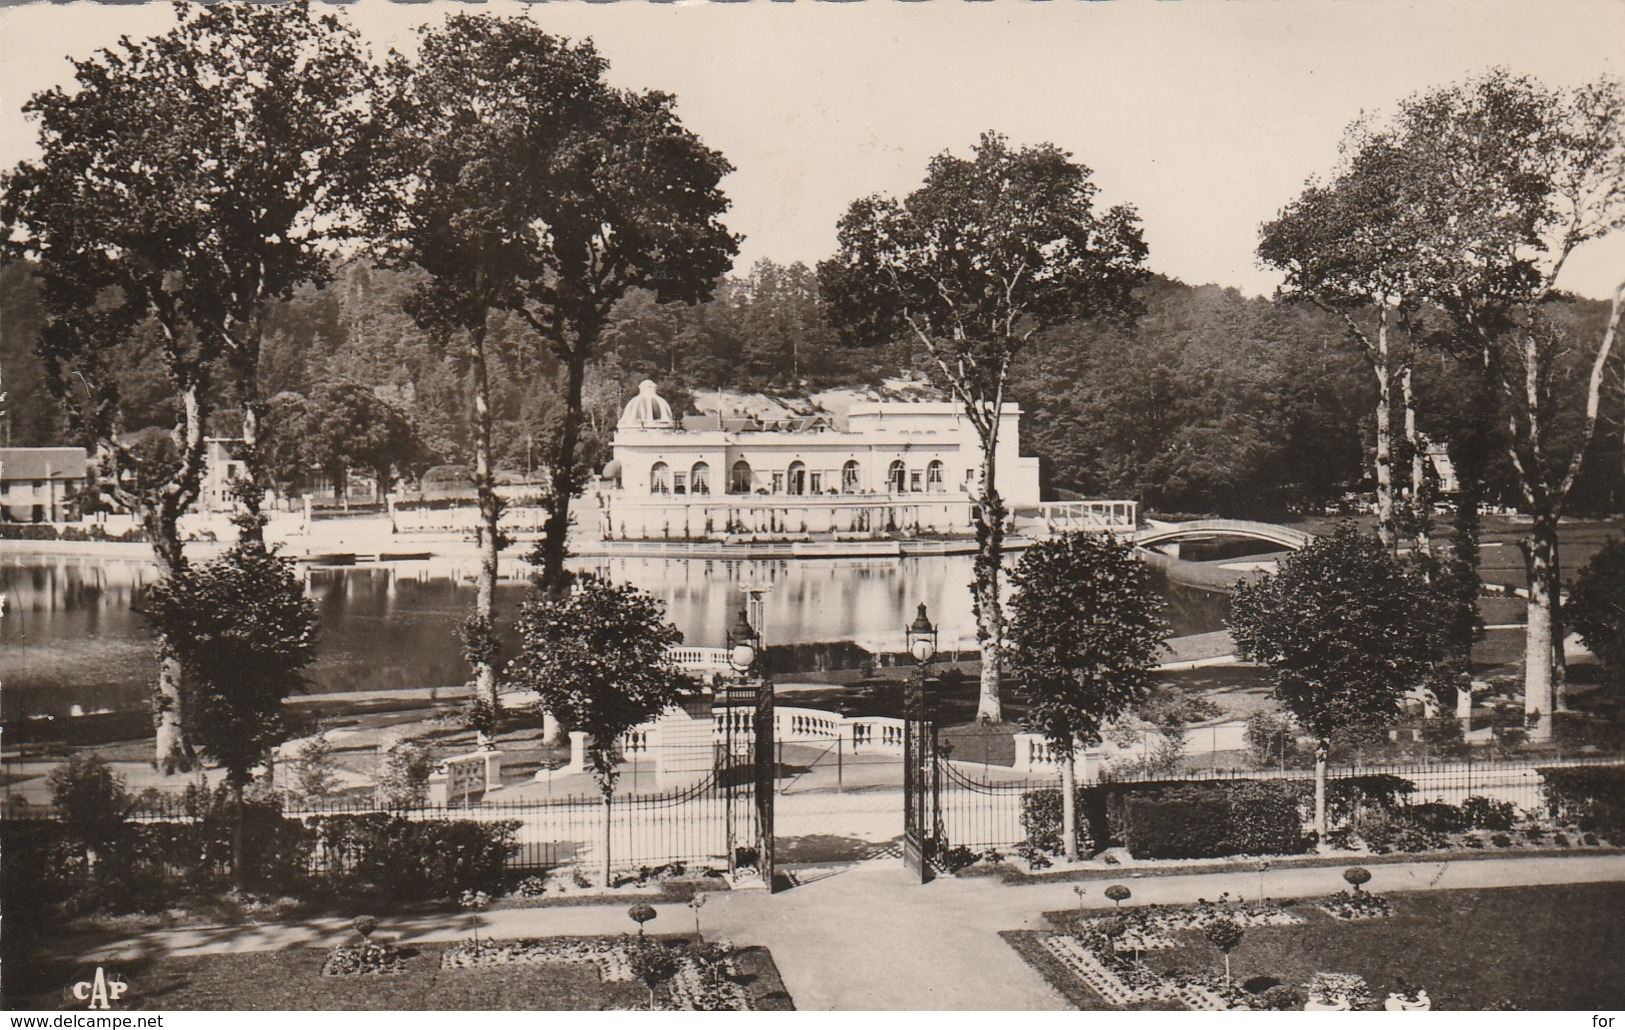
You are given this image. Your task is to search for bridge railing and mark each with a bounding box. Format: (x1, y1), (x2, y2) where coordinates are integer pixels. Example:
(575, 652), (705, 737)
(1134, 517), (1311, 551)
(1039, 500), (1138, 534)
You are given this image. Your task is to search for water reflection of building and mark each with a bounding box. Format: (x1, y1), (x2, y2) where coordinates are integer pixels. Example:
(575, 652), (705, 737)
(600, 381), (1042, 541)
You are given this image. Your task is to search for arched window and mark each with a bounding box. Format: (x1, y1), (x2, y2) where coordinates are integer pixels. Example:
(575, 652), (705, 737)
(690, 461), (711, 496)
(730, 459), (753, 495)
(927, 460), (945, 492)
(888, 460), (907, 493)
(842, 460), (861, 494)
(650, 461), (670, 495)
(787, 461), (808, 496)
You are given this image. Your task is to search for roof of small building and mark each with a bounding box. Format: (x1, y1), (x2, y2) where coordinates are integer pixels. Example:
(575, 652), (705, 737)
(676, 412), (845, 434)
(0, 447), (91, 481)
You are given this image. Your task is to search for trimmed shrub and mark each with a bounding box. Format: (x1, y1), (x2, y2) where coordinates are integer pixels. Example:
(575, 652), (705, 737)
(1112, 787), (1231, 859)
(1460, 795), (1518, 831)
(1225, 781), (1307, 855)
(1540, 766), (1625, 838)
(1062, 779), (1309, 859)
(1324, 774), (1415, 827)
(1019, 787), (1086, 854)
(47, 754), (134, 856)
(308, 814), (519, 900)
(1355, 809), (1447, 854)
(1407, 802), (1466, 832)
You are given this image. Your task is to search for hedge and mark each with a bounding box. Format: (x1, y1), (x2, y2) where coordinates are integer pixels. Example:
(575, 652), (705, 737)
(1540, 765), (1625, 837)
(0, 806), (521, 922)
(308, 814), (521, 900)
(1022, 778), (1314, 859)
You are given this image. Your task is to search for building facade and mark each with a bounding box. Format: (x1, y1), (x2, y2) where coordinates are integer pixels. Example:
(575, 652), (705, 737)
(0, 447), (91, 523)
(600, 382), (1041, 541)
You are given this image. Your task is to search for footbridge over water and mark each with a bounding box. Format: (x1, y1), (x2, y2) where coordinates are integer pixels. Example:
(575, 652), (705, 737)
(1134, 518), (1313, 554)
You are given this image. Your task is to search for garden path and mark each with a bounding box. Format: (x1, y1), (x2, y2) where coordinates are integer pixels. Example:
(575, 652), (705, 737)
(78, 853), (1625, 1010)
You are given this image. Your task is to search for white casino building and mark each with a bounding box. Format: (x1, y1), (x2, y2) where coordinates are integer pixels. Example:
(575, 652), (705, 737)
(599, 381), (1042, 541)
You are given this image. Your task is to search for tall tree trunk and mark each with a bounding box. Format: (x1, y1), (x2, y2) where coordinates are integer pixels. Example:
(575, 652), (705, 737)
(1060, 751), (1078, 862)
(1373, 322), (1395, 552)
(973, 471), (1006, 723)
(538, 344), (591, 598)
(231, 779), (245, 893)
(1550, 538), (1567, 711)
(147, 510), (190, 774)
(237, 369), (265, 544)
(1401, 360), (1430, 556)
(146, 382), (208, 775)
(469, 320), (502, 713)
(532, 342), (590, 746)
(1522, 514), (1559, 741)
(1313, 739), (1329, 838)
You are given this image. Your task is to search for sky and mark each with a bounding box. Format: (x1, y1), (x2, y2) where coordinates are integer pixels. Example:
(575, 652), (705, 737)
(2, 0), (1622, 300)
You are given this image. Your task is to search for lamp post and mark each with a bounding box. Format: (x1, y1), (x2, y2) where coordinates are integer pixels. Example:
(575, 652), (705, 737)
(904, 602), (938, 881)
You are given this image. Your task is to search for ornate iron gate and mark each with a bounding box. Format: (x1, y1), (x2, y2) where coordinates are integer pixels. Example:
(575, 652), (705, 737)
(902, 672), (943, 882)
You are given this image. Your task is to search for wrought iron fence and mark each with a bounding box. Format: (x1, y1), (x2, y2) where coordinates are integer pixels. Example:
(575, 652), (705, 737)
(937, 759), (1052, 852)
(1, 769), (759, 878)
(1097, 753), (1625, 818)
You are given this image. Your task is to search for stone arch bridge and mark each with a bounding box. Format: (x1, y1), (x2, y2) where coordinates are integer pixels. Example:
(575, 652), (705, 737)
(1133, 518), (1313, 554)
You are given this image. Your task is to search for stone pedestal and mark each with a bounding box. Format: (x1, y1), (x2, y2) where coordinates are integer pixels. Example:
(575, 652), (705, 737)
(538, 731), (591, 780)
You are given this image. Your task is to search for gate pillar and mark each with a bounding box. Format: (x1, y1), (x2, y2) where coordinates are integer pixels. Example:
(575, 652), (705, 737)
(903, 669), (942, 883)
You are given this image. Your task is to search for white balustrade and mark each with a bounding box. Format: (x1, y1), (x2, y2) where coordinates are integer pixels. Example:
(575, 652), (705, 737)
(668, 646), (734, 674)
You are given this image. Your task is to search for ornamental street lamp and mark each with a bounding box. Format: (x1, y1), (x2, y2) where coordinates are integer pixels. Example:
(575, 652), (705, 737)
(727, 607), (759, 675)
(907, 602), (937, 666)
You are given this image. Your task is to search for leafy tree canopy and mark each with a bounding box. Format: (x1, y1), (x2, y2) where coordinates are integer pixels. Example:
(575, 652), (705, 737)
(819, 130), (1147, 409)
(1570, 538), (1625, 689)
(1007, 532), (1169, 756)
(145, 536), (319, 786)
(505, 575), (687, 791)
(1227, 523), (1445, 746)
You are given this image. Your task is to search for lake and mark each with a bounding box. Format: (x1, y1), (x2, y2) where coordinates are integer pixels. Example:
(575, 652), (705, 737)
(0, 552), (1229, 719)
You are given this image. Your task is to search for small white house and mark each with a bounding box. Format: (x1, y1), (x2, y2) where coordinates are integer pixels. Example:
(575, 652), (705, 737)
(600, 381), (1042, 541)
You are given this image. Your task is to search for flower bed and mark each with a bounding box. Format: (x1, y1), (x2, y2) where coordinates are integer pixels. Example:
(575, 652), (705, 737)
(322, 938), (405, 976)
(1318, 890), (1393, 921)
(1037, 935), (1152, 1007)
(440, 936), (756, 1011)
(1065, 897), (1303, 951)
(1305, 971), (1373, 1009)
(442, 936), (635, 981)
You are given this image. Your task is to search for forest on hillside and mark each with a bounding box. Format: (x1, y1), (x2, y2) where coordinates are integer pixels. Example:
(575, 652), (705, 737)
(2, 257), (1619, 519)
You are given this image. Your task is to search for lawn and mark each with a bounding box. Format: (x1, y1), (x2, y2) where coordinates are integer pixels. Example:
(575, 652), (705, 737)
(1014, 882), (1625, 1011)
(6, 939), (794, 1011)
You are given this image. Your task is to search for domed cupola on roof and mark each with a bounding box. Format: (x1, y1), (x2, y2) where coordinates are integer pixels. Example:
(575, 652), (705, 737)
(618, 380), (675, 428)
